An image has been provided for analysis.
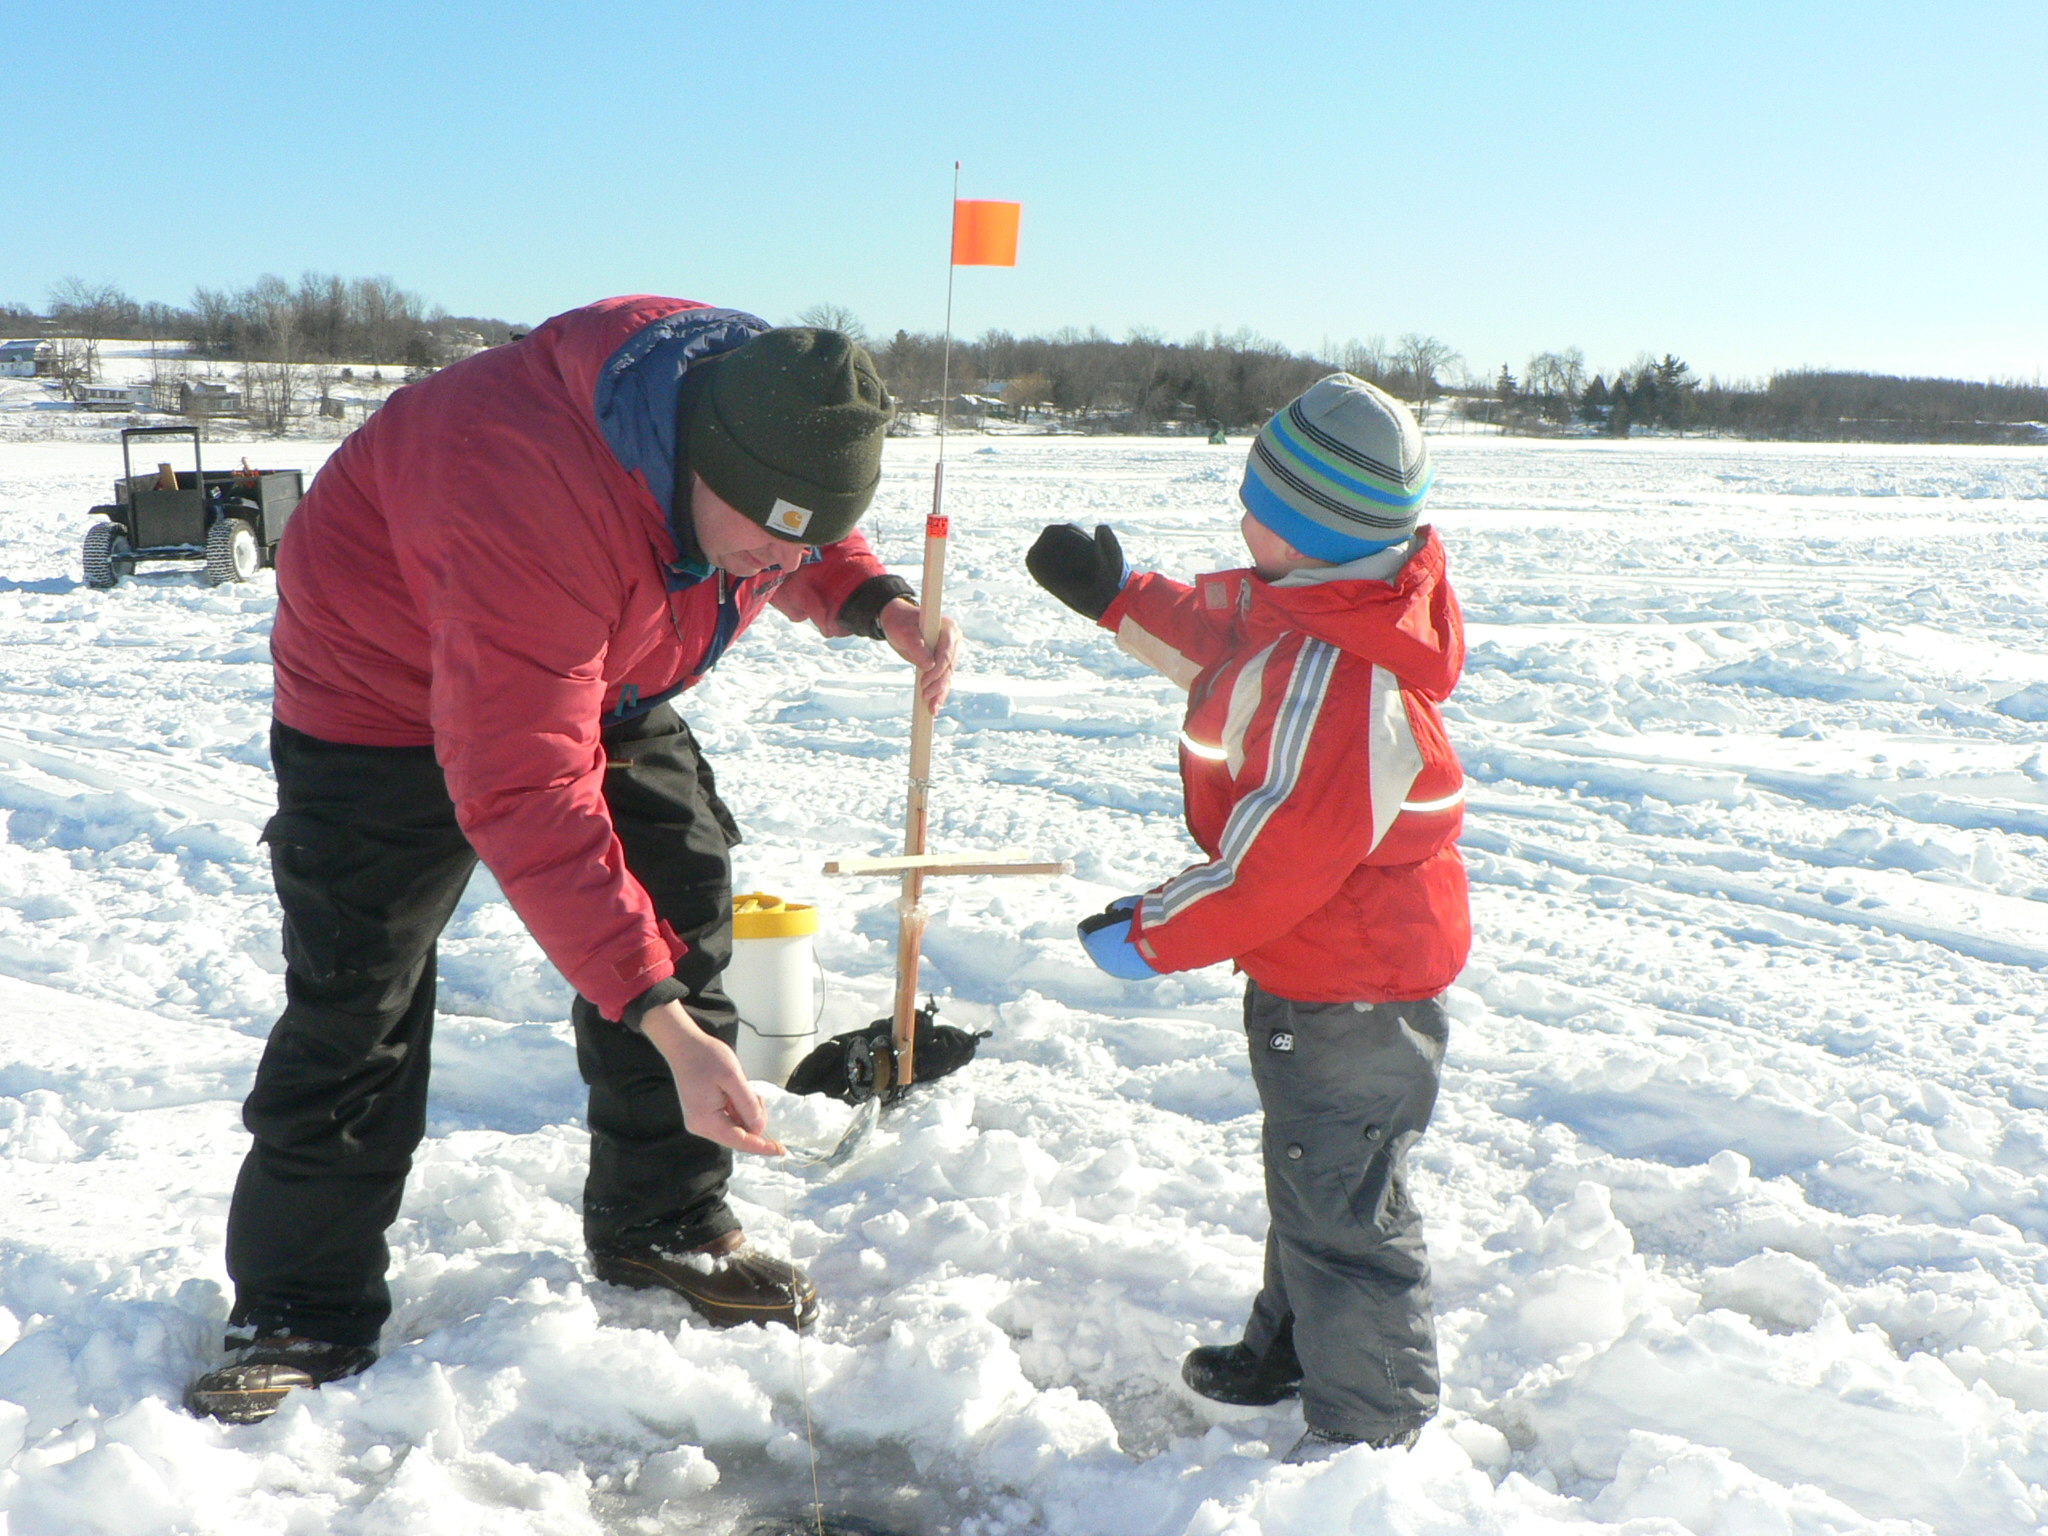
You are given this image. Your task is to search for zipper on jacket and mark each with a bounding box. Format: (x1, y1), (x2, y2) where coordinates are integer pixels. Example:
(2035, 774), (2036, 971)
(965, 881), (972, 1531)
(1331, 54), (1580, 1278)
(607, 569), (743, 726)
(694, 568), (742, 679)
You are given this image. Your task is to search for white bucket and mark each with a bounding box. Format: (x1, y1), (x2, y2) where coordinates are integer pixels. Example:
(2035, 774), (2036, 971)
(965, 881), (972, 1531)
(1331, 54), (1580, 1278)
(725, 892), (820, 1087)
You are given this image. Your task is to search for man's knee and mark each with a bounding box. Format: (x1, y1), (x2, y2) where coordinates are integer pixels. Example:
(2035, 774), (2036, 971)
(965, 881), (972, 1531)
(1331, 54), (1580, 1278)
(243, 1006), (432, 1166)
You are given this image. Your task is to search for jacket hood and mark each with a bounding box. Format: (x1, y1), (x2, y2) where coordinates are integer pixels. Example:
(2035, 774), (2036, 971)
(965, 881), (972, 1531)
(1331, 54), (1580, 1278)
(587, 303), (769, 580)
(511, 297), (771, 584)
(1205, 526), (1463, 701)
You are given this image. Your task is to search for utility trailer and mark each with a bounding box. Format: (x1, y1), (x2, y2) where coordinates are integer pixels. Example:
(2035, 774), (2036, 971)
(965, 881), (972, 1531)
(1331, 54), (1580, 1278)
(82, 426), (302, 588)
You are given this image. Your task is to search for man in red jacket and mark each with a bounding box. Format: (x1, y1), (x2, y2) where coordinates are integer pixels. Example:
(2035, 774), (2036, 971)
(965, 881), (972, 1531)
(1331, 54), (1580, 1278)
(1029, 375), (1467, 1465)
(187, 299), (959, 1424)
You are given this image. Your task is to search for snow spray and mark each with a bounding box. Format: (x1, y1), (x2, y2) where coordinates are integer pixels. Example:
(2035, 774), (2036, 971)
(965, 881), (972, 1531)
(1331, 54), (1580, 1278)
(726, 893), (821, 1086)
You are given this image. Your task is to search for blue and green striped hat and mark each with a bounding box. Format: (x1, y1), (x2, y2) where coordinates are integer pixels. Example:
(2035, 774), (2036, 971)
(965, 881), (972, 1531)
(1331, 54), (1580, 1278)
(1241, 374), (1432, 562)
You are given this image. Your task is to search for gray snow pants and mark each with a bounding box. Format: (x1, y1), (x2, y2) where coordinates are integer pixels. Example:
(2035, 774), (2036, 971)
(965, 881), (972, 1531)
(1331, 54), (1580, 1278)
(1240, 981), (1446, 1442)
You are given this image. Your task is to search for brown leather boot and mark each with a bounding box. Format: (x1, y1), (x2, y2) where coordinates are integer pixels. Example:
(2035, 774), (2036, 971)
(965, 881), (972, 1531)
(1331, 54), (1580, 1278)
(184, 1336), (378, 1424)
(591, 1230), (818, 1331)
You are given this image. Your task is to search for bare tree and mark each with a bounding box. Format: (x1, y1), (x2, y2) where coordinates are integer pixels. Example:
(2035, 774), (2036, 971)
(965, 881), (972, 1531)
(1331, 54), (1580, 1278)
(1556, 346), (1587, 398)
(1395, 334), (1462, 417)
(1122, 326), (1168, 426)
(189, 286), (236, 356)
(45, 338), (95, 400)
(244, 275), (301, 433)
(47, 276), (135, 385)
(1339, 335), (1392, 384)
(295, 272), (351, 360)
(350, 275), (420, 362)
(1525, 348), (1585, 397)
(48, 275), (135, 333)
(146, 349), (190, 411)
(795, 302), (866, 342)
(1524, 347), (1588, 425)
(1003, 371), (1052, 420)
(875, 329), (945, 417)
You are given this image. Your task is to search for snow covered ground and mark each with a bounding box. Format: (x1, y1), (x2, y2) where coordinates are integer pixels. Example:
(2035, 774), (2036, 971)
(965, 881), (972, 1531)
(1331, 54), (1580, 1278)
(1, 430), (2045, 1535)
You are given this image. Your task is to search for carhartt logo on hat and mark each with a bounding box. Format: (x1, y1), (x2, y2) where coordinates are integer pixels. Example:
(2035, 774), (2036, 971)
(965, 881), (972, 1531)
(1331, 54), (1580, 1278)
(768, 499), (815, 538)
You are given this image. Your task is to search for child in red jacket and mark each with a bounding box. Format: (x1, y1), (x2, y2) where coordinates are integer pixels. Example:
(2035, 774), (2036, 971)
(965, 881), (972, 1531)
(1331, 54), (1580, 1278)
(1028, 375), (1469, 1464)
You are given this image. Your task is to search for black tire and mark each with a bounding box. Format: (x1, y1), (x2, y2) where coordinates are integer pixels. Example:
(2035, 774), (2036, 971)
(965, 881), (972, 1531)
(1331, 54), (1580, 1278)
(83, 522), (131, 588)
(205, 518), (262, 585)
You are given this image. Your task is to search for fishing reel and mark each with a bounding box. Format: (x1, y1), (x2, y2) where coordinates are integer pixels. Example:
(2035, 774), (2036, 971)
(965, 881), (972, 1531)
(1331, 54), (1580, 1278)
(839, 1027), (901, 1106)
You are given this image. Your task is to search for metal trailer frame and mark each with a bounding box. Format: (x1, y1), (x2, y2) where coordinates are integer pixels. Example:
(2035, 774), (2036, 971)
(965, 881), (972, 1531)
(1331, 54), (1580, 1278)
(82, 426), (302, 587)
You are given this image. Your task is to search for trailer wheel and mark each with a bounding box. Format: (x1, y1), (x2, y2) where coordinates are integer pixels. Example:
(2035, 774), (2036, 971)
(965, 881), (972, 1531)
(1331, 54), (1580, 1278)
(83, 523), (133, 588)
(205, 518), (261, 585)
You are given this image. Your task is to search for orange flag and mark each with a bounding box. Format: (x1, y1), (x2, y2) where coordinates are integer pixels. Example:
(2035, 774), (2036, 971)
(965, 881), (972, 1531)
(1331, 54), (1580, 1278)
(951, 200), (1021, 267)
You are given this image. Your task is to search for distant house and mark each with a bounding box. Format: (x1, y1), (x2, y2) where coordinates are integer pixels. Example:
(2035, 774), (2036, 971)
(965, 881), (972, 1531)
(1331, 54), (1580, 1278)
(157, 378), (244, 417)
(0, 339), (52, 377)
(76, 382), (146, 411)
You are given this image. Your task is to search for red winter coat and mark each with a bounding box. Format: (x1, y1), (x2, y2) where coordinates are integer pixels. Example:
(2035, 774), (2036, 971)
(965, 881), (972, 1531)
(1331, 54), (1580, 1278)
(1104, 529), (1471, 1003)
(270, 297), (894, 1017)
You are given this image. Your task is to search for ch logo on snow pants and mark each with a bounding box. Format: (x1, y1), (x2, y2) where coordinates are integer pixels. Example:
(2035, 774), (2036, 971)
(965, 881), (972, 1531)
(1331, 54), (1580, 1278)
(1267, 1030), (1295, 1053)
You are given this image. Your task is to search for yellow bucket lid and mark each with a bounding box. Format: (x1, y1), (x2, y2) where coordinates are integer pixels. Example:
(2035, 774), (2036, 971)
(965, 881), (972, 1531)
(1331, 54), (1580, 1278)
(732, 892), (819, 939)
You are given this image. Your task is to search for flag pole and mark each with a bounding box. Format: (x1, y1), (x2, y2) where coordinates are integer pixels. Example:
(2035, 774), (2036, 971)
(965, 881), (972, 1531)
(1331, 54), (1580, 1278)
(939, 159), (959, 467)
(890, 162), (963, 1088)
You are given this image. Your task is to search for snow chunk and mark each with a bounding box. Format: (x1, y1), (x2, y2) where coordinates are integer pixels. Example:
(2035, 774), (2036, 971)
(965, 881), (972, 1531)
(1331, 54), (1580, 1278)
(1995, 682), (2048, 722)
(1701, 1251), (1848, 1331)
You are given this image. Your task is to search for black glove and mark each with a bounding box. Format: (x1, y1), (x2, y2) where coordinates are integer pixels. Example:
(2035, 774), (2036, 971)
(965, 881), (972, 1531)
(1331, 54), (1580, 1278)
(1027, 523), (1126, 621)
(785, 1007), (991, 1104)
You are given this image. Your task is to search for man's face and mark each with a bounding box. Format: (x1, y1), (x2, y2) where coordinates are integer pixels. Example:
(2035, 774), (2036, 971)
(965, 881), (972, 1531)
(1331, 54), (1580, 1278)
(690, 473), (816, 577)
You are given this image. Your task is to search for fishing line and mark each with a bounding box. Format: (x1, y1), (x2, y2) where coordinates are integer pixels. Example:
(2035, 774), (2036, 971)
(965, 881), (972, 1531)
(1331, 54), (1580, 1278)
(780, 1153), (825, 1536)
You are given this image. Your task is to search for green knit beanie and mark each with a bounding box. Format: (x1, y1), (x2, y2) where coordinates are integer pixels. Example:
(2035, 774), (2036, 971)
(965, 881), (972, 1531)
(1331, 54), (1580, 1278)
(685, 328), (894, 545)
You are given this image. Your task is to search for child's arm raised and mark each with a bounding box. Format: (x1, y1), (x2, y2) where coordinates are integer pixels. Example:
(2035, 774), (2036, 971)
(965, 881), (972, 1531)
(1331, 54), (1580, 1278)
(1028, 523), (1240, 689)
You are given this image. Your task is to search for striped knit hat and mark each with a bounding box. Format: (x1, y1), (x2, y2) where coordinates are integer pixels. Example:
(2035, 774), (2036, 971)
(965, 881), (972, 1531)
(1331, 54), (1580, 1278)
(1241, 374), (1432, 562)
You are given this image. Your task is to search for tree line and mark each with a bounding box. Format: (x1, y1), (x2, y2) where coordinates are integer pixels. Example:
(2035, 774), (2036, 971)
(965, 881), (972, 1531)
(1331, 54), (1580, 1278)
(2, 274), (525, 431)
(801, 303), (1466, 433)
(1480, 349), (2045, 443)
(816, 307), (2045, 444)
(10, 274), (519, 369)
(8, 280), (2040, 443)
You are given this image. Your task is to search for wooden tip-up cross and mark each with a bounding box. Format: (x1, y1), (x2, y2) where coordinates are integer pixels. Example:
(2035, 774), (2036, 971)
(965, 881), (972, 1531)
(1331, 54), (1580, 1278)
(823, 851), (1070, 879)
(823, 472), (1065, 1088)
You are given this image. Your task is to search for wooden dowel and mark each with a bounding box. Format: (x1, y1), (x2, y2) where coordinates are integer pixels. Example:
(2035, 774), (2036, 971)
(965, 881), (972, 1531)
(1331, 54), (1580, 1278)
(823, 856), (1032, 876)
(833, 857), (1069, 878)
(893, 470), (951, 1086)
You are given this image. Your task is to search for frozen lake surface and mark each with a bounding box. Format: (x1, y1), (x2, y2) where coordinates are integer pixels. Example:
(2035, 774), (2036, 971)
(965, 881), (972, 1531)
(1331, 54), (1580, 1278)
(1, 432), (2045, 1534)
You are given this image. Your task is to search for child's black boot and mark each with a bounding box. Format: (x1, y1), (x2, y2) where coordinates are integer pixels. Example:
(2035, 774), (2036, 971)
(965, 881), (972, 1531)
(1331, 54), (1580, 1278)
(1181, 1318), (1303, 1406)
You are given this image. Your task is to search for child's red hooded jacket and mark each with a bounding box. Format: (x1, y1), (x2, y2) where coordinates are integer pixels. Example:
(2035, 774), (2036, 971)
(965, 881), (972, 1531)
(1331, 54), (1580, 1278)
(1102, 529), (1470, 1003)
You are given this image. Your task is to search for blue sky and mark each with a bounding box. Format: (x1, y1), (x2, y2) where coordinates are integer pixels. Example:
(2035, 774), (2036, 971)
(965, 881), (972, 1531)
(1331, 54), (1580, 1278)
(7, 1), (2044, 382)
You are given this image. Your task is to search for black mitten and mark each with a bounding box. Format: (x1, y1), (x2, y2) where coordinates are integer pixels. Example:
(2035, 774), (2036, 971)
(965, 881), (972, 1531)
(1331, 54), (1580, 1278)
(1027, 523), (1126, 620)
(786, 1007), (992, 1104)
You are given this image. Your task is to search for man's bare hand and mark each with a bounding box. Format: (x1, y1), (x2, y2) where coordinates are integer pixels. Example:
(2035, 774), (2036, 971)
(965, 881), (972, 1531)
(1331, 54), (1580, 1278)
(639, 1001), (785, 1156)
(878, 597), (963, 713)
